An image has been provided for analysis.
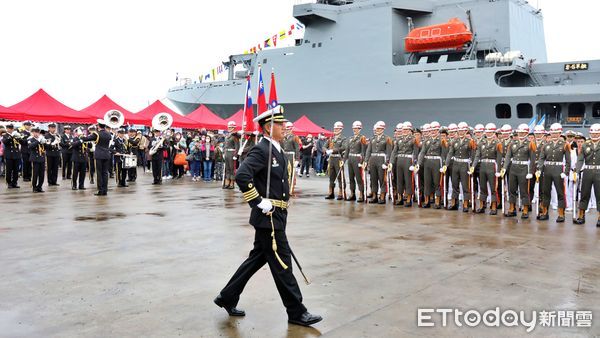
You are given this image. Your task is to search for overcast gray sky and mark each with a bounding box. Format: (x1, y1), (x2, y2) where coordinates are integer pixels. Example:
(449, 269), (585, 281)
(1, 0), (598, 112)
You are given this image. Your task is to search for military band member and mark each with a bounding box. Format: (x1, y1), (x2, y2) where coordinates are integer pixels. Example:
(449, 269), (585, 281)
(472, 123), (503, 215)
(223, 121), (240, 189)
(60, 125), (74, 179)
(127, 128), (140, 182)
(444, 122), (476, 212)
(416, 121), (447, 208)
(364, 121), (393, 204)
(536, 123), (570, 222)
(87, 125), (97, 184)
(112, 129), (129, 187)
(216, 106), (322, 327)
(45, 123), (61, 186)
(70, 127), (88, 190)
(19, 121), (33, 182)
(2, 124), (22, 188)
(344, 121), (368, 202)
(149, 128), (167, 185)
(325, 122), (348, 200)
(81, 120), (113, 195)
(282, 122), (301, 192)
(390, 122), (419, 206)
(574, 124), (600, 227)
(28, 127), (46, 193)
(501, 124), (536, 219)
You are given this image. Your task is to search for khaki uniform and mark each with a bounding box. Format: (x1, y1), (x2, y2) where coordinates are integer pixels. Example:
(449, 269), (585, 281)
(365, 134), (393, 203)
(575, 140), (600, 221)
(445, 137), (476, 208)
(503, 139), (536, 216)
(282, 134), (301, 192)
(537, 139), (571, 218)
(344, 133), (368, 200)
(472, 137), (503, 210)
(326, 135), (348, 198)
(223, 134), (239, 188)
(390, 135), (419, 204)
(417, 136), (448, 207)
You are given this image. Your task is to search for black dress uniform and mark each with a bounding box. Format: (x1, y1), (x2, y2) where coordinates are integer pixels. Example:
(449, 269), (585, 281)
(19, 125), (32, 181)
(149, 135), (167, 184)
(127, 133), (140, 182)
(45, 131), (61, 186)
(60, 130), (74, 179)
(28, 132), (46, 192)
(82, 127), (112, 195)
(113, 135), (128, 187)
(70, 137), (88, 190)
(216, 107), (321, 327)
(86, 137), (96, 184)
(2, 127), (22, 188)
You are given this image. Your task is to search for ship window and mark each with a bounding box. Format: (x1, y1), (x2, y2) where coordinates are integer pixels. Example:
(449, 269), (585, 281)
(318, 42), (322, 47)
(517, 103), (533, 119)
(312, 43), (316, 48)
(496, 104), (511, 119)
(568, 103), (585, 123)
(593, 103), (600, 118)
(263, 59), (267, 64)
(420, 30), (430, 38)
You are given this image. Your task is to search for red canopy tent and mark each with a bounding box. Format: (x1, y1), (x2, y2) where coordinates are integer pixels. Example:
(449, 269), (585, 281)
(9, 89), (94, 123)
(80, 95), (146, 125)
(185, 105), (227, 130)
(0, 104), (24, 121)
(293, 115), (333, 137)
(134, 100), (200, 129)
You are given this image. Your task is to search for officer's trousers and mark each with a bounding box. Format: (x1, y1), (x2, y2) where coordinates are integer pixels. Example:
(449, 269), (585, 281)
(578, 169), (600, 210)
(72, 162), (86, 189)
(347, 155), (364, 194)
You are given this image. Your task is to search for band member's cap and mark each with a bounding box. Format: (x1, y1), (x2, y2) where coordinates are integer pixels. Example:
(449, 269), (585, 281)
(88, 125), (97, 131)
(117, 128), (126, 134)
(253, 105), (286, 126)
(6, 123), (14, 129)
(48, 123), (57, 128)
(96, 118), (107, 126)
(63, 125), (71, 130)
(32, 126), (40, 132)
(128, 128), (136, 132)
(23, 121), (32, 126)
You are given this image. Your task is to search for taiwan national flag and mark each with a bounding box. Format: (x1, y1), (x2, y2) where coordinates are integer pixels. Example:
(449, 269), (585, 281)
(257, 67), (268, 114)
(243, 76), (256, 133)
(269, 70), (278, 109)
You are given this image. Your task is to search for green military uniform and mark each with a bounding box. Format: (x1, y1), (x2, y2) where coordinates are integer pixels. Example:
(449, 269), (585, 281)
(390, 134), (419, 206)
(445, 137), (476, 211)
(472, 137), (503, 214)
(575, 139), (600, 225)
(531, 138), (546, 211)
(503, 138), (536, 218)
(325, 134), (348, 200)
(537, 139), (571, 221)
(417, 136), (448, 208)
(282, 134), (300, 192)
(344, 133), (367, 202)
(223, 133), (240, 189)
(365, 134), (393, 204)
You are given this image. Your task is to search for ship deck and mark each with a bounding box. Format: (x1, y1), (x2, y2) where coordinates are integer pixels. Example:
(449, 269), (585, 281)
(1, 172), (599, 337)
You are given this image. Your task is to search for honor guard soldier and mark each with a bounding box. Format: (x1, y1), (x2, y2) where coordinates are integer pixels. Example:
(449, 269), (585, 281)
(325, 122), (348, 200)
(416, 121), (448, 208)
(215, 106), (322, 327)
(45, 123), (61, 186)
(70, 127), (88, 190)
(472, 123), (485, 199)
(19, 121), (33, 182)
(87, 125), (97, 184)
(501, 124), (536, 219)
(536, 123), (571, 222)
(574, 124), (600, 227)
(60, 125), (74, 179)
(390, 122), (419, 206)
(282, 122), (301, 191)
(240, 133), (256, 163)
(113, 129), (129, 187)
(81, 119), (113, 195)
(127, 129), (140, 182)
(364, 121), (393, 204)
(28, 127), (46, 193)
(2, 124), (22, 188)
(444, 122), (477, 212)
(344, 121), (368, 202)
(223, 121), (240, 189)
(472, 123), (503, 215)
(497, 124), (513, 209)
(531, 125), (546, 214)
(444, 123), (458, 203)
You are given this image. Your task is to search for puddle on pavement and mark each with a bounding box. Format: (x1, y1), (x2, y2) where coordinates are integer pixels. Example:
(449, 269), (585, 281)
(74, 212), (127, 222)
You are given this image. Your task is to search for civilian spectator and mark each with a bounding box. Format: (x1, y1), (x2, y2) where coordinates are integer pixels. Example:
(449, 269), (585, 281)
(172, 132), (187, 179)
(214, 141), (224, 182)
(202, 135), (216, 182)
(189, 137), (203, 181)
(315, 133), (327, 176)
(300, 134), (314, 177)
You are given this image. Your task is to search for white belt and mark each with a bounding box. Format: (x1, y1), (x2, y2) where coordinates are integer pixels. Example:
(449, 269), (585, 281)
(425, 155), (441, 160)
(330, 154), (341, 157)
(349, 153), (362, 157)
(454, 158), (470, 163)
(226, 148), (236, 151)
(397, 154), (412, 158)
(285, 151), (295, 155)
(371, 153), (386, 157)
(545, 161), (564, 166)
(512, 160), (529, 165)
(481, 159), (496, 163)
(584, 165), (600, 170)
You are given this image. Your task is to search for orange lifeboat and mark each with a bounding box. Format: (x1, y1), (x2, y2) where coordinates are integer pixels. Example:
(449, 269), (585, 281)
(404, 18), (473, 53)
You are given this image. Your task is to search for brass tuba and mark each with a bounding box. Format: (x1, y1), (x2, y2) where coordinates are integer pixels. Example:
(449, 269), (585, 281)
(149, 112), (173, 156)
(104, 109), (125, 129)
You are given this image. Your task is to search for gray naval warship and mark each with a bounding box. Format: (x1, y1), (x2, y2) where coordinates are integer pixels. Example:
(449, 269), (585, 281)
(167, 0), (600, 131)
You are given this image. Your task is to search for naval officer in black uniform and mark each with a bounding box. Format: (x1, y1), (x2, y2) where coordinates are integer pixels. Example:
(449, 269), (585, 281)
(81, 119), (113, 196)
(214, 106), (322, 327)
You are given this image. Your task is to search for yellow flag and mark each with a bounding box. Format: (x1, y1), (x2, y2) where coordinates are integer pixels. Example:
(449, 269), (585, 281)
(212, 69), (216, 80)
(279, 30), (286, 40)
(244, 50), (249, 54)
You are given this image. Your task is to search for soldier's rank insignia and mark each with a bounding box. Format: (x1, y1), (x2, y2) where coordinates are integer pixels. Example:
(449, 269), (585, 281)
(272, 158), (279, 167)
(586, 147), (591, 154)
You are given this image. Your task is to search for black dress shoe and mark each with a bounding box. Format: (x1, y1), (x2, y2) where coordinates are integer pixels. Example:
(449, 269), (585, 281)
(214, 295), (245, 317)
(79, 187), (86, 190)
(597, 220), (600, 228)
(118, 184), (129, 187)
(288, 312), (322, 327)
(94, 192), (104, 196)
(556, 216), (565, 223)
(324, 194), (334, 200)
(72, 187), (78, 190)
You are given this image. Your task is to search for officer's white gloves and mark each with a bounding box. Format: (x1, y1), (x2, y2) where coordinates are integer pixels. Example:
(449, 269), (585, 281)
(257, 199), (273, 214)
(326, 149), (333, 155)
(409, 166), (415, 171)
(560, 173), (567, 179)
(525, 174), (533, 179)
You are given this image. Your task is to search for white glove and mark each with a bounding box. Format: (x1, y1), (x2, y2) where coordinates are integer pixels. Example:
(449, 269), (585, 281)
(257, 199), (273, 214)
(326, 149), (333, 155)
(409, 166), (415, 172)
(233, 157), (237, 161)
(414, 165), (420, 172)
(495, 172), (501, 178)
(440, 165), (447, 173)
(560, 173), (567, 179)
(525, 174), (533, 179)
(11, 131), (19, 137)
(382, 164), (388, 170)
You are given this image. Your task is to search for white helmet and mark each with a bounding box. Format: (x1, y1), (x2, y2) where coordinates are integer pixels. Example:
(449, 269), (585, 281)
(501, 124), (512, 134)
(516, 123), (530, 133)
(533, 125), (545, 134)
(352, 121), (362, 129)
(403, 121), (413, 130)
(457, 122), (469, 131)
(550, 123), (562, 133)
(375, 121), (386, 129)
(227, 121), (236, 128)
(474, 124), (485, 132)
(395, 123), (403, 130)
(430, 121), (441, 130)
(333, 121), (344, 129)
(590, 124), (600, 139)
(485, 123), (497, 133)
(285, 121), (294, 130)
(422, 123), (431, 132)
(447, 123), (458, 132)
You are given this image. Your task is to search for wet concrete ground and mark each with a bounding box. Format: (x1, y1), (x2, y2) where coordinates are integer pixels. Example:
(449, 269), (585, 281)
(1, 170), (599, 337)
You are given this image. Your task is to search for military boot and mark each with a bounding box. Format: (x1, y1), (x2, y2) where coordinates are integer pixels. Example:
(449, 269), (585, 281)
(222, 179), (229, 189)
(434, 196), (442, 209)
(489, 201), (497, 215)
(422, 195), (430, 208)
(476, 199), (486, 214)
(521, 205), (529, 219)
(378, 193), (386, 204)
(346, 191), (356, 201)
(574, 209), (586, 224)
(394, 194), (403, 205)
(462, 200), (470, 213)
(505, 203), (517, 217)
(556, 208), (565, 223)
(357, 191), (365, 203)
(447, 198), (459, 211)
(404, 195), (413, 207)
(324, 187), (335, 200)
(368, 193), (379, 204)
(596, 218), (600, 228)
(336, 188), (345, 200)
(538, 205), (549, 221)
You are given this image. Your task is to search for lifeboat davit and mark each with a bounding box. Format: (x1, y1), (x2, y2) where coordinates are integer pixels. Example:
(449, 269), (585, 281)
(405, 18), (473, 53)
